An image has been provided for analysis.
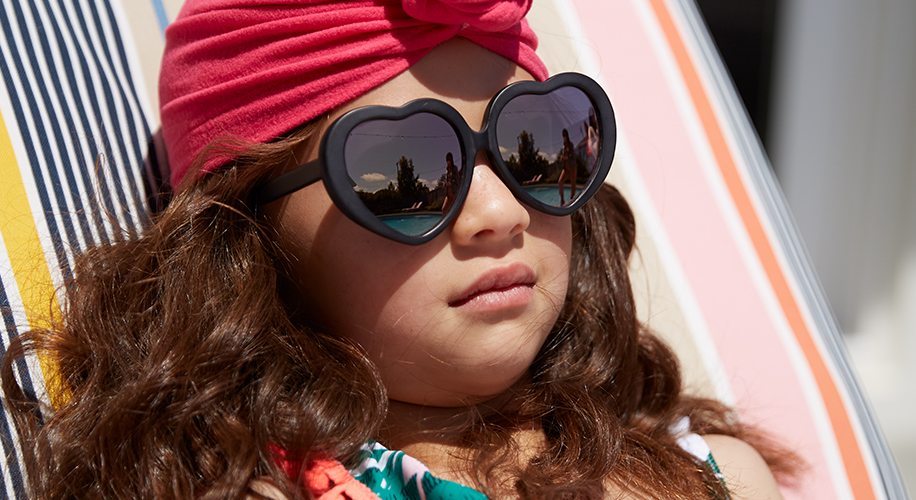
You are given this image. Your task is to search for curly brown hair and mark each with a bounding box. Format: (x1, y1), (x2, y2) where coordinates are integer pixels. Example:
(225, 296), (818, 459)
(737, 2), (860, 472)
(2, 128), (795, 500)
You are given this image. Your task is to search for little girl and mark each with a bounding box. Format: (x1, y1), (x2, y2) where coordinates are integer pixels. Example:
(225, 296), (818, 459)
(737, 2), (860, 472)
(2, 0), (792, 498)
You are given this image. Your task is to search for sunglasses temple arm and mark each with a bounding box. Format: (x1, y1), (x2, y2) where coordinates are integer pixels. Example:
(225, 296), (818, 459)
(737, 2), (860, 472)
(251, 159), (322, 205)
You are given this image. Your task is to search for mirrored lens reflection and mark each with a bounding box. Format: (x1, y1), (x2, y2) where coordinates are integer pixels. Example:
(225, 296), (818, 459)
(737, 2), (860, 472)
(496, 87), (600, 207)
(344, 113), (464, 236)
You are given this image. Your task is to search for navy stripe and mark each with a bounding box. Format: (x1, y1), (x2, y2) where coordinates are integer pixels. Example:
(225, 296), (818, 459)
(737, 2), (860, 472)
(102, 0), (153, 229)
(72, 0), (129, 225)
(55, 0), (122, 245)
(0, 3), (75, 282)
(0, 0), (151, 393)
(0, 279), (31, 500)
(76, 0), (147, 227)
(23, 0), (102, 252)
(42, 0), (123, 248)
(48, 7), (114, 248)
(8, 0), (87, 263)
(0, 309), (37, 413)
(56, 0), (131, 235)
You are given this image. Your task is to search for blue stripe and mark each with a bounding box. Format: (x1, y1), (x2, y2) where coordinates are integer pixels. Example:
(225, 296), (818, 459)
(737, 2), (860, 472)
(56, 0), (122, 241)
(150, 0), (169, 38)
(10, 0), (88, 258)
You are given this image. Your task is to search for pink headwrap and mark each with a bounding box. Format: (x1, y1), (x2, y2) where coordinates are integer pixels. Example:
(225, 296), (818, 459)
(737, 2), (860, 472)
(159, 0), (549, 187)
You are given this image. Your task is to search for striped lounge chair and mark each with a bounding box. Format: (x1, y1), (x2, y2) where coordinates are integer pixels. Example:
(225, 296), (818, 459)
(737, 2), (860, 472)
(0, 0), (907, 499)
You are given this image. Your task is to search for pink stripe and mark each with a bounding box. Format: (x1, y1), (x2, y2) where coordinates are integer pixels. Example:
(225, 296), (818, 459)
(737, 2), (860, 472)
(570, 0), (840, 497)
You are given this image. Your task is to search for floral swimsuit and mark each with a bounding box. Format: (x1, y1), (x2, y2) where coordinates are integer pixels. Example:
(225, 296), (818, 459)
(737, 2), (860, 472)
(289, 420), (727, 500)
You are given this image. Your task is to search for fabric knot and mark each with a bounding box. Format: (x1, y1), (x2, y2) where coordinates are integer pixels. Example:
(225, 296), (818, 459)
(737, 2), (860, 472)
(401, 0), (532, 31)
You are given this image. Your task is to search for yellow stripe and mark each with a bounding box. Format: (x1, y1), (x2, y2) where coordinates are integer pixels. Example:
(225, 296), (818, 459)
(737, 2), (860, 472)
(0, 109), (67, 407)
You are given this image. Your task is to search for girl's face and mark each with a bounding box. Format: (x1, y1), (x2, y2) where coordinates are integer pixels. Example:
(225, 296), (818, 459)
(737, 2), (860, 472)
(273, 39), (571, 407)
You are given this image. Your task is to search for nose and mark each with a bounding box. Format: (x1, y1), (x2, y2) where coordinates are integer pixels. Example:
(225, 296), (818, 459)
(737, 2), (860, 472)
(450, 150), (531, 247)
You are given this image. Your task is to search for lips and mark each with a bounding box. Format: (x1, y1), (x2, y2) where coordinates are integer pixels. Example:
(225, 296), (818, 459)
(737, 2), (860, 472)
(449, 263), (536, 309)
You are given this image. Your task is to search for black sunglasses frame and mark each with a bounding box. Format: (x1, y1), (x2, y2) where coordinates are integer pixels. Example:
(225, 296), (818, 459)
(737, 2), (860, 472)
(253, 72), (617, 245)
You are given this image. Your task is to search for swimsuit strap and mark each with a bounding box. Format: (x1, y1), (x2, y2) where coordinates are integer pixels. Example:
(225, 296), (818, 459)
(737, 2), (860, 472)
(672, 417), (731, 499)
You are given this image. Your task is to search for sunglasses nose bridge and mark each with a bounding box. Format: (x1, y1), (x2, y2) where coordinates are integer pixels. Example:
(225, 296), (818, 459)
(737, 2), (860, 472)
(464, 128), (511, 187)
(468, 127), (510, 178)
(466, 129), (491, 160)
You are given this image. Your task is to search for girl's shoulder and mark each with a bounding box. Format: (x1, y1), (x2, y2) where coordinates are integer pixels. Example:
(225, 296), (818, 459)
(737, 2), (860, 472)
(703, 435), (783, 500)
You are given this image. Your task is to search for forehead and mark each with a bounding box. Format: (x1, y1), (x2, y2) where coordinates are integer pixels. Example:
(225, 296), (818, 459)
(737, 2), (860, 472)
(327, 39), (535, 132)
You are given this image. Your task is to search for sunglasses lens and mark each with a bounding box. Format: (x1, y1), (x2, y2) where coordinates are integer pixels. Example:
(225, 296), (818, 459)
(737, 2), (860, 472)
(344, 113), (464, 237)
(496, 86), (602, 207)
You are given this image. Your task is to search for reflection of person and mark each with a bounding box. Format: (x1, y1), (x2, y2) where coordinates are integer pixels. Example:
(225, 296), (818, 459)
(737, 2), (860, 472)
(441, 151), (459, 212)
(2, 0), (793, 499)
(586, 110), (599, 170)
(557, 128), (577, 204)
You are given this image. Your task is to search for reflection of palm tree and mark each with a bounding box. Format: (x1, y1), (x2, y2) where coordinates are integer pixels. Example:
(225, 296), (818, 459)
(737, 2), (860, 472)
(442, 152), (459, 213)
(396, 156), (430, 210)
(557, 128), (577, 204)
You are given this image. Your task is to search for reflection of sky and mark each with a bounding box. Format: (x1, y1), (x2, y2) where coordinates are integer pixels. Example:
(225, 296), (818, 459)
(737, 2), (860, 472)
(496, 87), (594, 161)
(345, 114), (461, 193)
(341, 89), (596, 193)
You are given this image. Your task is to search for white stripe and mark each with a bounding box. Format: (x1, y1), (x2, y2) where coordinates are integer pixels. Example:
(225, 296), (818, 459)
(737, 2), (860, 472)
(0, 233), (57, 500)
(0, 225), (52, 411)
(621, 129), (738, 406)
(669, 1), (888, 498)
(33, 0), (112, 232)
(50, 0), (144, 234)
(668, 2), (890, 496)
(50, 0), (126, 242)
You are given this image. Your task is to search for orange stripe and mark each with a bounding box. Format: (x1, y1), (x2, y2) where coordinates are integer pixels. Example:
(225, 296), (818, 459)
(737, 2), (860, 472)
(0, 110), (68, 408)
(644, 0), (875, 497)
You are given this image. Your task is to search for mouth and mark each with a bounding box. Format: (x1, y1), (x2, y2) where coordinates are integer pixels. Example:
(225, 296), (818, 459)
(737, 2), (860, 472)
(449, 263), (537, 310)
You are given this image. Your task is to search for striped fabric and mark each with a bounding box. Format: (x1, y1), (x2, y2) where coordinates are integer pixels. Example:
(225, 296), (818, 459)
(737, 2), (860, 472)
(0, 0), (156, 497)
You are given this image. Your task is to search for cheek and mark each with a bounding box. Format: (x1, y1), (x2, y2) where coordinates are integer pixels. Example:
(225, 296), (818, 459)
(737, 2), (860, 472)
(273, 185), (368, 325)
(275, 186), (442, 342)
(529, 212), (573, 291)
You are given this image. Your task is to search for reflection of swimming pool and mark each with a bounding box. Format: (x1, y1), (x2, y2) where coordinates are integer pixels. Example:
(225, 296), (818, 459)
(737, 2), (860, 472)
(524, 186), (574, 206)
(379, 188), (577, 235)
(379, 213), (443, 236)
